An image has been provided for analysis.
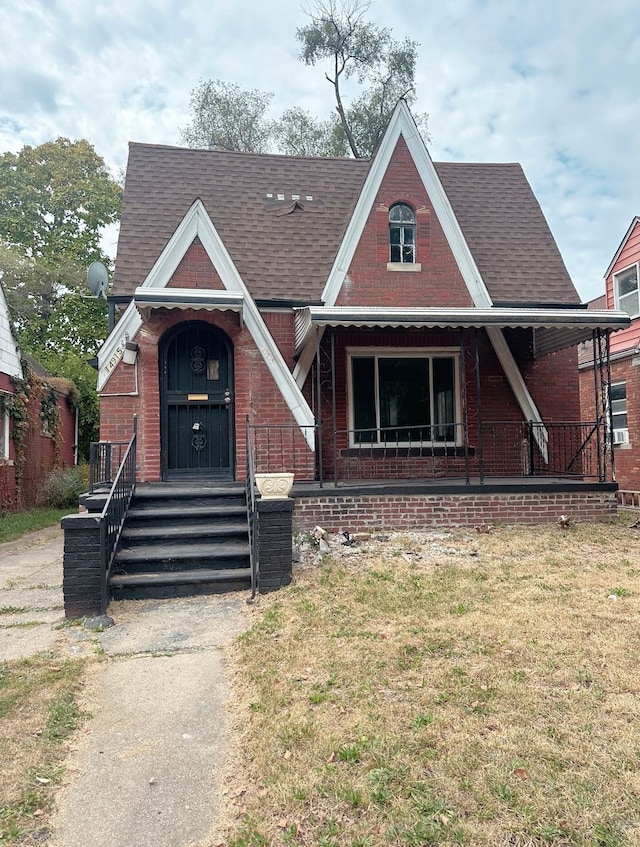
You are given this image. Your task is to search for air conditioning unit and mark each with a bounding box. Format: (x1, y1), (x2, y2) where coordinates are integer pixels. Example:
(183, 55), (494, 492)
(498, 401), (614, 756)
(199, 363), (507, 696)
(613, 428), (629, 444)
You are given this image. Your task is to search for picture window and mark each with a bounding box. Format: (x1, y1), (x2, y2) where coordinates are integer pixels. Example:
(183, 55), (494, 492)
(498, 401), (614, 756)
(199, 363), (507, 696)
(349, 351), (459, 446)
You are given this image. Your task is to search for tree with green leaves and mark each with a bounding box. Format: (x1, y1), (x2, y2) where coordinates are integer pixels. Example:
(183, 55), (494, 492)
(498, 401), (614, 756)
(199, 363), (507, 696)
(181, 2), (427, 159)
(275, 107), (349, 157)
(180, 80), (276, 152)
(0, 138), (121, 458)
(296, 0), (427, 157)
(0, 138), (121, 264)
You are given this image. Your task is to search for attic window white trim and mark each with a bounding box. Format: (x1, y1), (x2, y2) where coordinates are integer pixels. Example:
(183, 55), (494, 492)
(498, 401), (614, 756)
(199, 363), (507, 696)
(389, 202), (416, 264)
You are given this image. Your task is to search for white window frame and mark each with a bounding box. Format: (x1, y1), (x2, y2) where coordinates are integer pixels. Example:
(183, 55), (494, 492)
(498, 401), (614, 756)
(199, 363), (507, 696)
(609, 381), (629, 445)
(0, 394), (9, 460)
(389, 203), (416, 264)
(346, 347), (462, 448)
(613, 262), (640, 318)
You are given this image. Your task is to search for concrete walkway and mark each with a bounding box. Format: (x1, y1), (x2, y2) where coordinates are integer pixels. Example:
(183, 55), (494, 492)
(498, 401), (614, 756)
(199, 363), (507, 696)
(0, 526), (250, 847)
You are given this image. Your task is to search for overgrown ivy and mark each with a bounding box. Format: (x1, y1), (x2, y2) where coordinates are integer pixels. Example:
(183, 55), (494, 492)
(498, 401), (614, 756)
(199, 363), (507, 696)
(7, 363), (65, 497)
(40, 384), (62, 463)
(7, 372), (29, 494)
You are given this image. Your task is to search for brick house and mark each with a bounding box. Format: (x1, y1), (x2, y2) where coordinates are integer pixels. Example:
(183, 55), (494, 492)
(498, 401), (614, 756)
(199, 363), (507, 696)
(579, 217), (640, 500)
(86, 100), (630, 606)
(0, 283), (77, 510)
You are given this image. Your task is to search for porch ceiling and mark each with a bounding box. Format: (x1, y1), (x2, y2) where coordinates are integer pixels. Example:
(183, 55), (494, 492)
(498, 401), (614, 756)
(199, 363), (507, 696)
(133, 287), (244, 321)
(293, 306), (630, 356)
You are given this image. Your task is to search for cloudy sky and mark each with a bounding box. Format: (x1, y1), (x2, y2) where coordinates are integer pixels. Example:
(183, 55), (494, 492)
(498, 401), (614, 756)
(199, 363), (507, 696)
(2, 0), (639, 302)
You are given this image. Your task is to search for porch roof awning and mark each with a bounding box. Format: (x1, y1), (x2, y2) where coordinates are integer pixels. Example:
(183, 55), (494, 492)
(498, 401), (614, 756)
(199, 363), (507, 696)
(294, 306), (630, 357)
(134, 287), (244, 321)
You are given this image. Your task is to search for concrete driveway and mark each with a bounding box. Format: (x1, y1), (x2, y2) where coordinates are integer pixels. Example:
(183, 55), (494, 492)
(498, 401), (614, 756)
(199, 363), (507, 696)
(1, 525), (250, 847)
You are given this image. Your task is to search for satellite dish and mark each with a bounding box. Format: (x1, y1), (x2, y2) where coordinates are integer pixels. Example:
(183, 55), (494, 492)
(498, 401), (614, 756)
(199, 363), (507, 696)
(87, 261), (109, 299)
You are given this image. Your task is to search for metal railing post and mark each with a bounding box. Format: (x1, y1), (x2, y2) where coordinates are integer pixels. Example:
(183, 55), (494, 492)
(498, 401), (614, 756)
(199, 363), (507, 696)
(528, 421), (535, 476)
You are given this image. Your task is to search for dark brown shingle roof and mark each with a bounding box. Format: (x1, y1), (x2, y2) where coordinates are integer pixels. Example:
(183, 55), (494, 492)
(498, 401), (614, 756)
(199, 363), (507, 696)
(113, 143), (579, 306)
(114, 144), (370, 302)
(435, 162), (578, 305)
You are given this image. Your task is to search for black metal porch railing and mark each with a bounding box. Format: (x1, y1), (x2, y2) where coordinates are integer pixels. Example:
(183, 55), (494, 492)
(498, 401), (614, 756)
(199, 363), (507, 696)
(248, 422), (320, 482)
(479, 420), (607, 481)
(247, 418), (611, 486)
(97, 418), (137, 612)
(330, 422), (471, 485)
(89, 440), (132, 494)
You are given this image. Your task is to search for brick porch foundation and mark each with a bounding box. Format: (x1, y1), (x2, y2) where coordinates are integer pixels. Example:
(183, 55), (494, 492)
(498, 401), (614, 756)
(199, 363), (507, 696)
(293, 489), (617, 533)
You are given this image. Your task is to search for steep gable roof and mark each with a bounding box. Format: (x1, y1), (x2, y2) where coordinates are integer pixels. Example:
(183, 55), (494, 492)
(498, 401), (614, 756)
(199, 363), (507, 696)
(436, 162), (578, 305)
(114, 139), (579, 307)
(115, 146), (370, 303)
(604, 215), (640, 279)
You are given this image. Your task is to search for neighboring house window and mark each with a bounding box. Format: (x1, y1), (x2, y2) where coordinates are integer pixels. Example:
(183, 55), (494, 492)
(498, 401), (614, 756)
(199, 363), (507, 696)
(349, 350), (459, 445)
(610, 382), (629, 444)
(0, 395), (8, 460)
(389, 203), (416, 263)
(613, 263), (640, 317)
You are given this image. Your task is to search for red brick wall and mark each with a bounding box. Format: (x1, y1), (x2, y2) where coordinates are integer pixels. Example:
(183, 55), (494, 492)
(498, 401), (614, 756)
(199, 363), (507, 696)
(581, 354), (640, 491)
(337, 137), (473, 308)
(0, 372), (76, 511)
(100, 307), (315, 482)
(169, 238), (227, 290)
(293, 490), (617, 533)
(313, 327), (582, 481)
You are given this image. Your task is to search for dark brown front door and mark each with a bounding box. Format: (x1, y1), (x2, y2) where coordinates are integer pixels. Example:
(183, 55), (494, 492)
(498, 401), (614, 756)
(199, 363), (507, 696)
(160, 322), (234, 479)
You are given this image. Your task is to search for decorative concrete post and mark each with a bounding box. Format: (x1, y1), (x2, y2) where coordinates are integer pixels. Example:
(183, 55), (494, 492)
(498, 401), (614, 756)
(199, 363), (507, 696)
(257, 498), (294, 592)
(61, 513), (104, 618)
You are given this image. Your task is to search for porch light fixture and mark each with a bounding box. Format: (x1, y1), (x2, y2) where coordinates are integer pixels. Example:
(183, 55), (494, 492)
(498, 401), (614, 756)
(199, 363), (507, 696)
(123, 341), (139, 366)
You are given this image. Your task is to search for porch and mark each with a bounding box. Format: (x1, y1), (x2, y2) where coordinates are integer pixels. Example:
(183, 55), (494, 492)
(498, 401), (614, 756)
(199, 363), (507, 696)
(247, 419), (619, 534)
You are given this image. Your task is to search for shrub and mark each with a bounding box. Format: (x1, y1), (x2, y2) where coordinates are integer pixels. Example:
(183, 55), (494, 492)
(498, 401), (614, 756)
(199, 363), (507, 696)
(38, 465), (89, 509)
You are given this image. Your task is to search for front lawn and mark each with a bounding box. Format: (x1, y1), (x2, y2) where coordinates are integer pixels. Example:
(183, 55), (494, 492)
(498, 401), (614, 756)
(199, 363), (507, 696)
(0, 509), (69, 544)
(220, 518), (640, 847)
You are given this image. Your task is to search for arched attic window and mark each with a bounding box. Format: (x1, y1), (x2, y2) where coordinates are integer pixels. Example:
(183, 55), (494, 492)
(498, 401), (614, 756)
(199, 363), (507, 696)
(389, 203), (416, 264)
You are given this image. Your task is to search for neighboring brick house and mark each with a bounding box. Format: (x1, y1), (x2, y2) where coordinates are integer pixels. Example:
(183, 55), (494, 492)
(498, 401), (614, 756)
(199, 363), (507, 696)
(579, 217), (640, 499)
(0, 283), (77, 510)
(98, 101), (628, 529)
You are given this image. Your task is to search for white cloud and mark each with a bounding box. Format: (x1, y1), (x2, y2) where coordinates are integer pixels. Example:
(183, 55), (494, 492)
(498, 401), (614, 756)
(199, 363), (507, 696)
(1, 0), (639, 300)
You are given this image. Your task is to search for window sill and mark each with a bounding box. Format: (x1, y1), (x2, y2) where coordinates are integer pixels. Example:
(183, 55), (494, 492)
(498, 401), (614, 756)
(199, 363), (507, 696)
(387, 262), (422, 272)
(614, 441), (632, 450)
(342, 446), (473, 458)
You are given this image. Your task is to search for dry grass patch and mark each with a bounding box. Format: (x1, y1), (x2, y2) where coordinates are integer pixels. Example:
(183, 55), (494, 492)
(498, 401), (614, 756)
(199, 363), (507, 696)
(0, 653), (89, 844)
(218, 519), (640, 847)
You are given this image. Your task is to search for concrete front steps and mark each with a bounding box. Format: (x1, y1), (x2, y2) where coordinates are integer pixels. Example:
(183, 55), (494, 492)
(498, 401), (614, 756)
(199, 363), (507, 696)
(109, 483), (251, 600)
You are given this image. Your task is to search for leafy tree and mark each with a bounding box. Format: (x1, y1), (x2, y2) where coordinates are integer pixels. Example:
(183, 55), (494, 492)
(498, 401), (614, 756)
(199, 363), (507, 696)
(275, 107), (349, 157)
(180, 80), (275, 152)
(0, 139), (120, 459)
(181, 3), (427, 159)
(0, 138), (121, 265)
(296, 0), (428, 157)
(0, 243), (107, 458)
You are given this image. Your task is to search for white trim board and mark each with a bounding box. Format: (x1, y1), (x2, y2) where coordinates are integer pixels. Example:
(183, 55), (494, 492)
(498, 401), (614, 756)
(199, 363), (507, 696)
(294, 100), (546, 443)
(99, 200), (315, 448)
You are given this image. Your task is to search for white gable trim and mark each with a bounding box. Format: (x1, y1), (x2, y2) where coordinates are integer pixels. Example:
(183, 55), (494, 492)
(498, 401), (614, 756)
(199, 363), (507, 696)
(0, 283), (23, 380)
(298, 101), (545, 440)
(321, 100), (492, 310)
(604, 215), (640, 280)
(97, 301), (143, 389)
(100, 200), (315, 447)
(486, 327), (547, 457)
